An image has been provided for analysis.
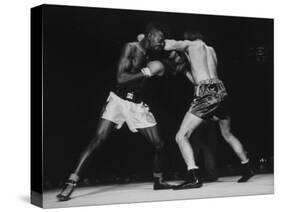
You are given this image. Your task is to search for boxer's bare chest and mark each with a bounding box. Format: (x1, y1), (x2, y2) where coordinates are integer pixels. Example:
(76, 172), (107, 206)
(129, 44), (148, 73)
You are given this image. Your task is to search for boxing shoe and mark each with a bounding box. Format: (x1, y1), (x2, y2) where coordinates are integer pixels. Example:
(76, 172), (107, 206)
(173, 169), (202, 190)
(238, 162), (254, 183)
(56, 180), (77, 201)
(57, 174), (79, 201)
(153, 177), (174, 190)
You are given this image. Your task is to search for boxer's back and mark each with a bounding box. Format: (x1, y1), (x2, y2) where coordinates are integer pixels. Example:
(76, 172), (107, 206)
(206, 46), (219, 79)
(187, 41), (218, 83)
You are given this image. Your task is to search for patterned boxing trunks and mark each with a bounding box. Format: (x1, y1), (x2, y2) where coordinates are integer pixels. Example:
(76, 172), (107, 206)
(189, 78), (230, 120)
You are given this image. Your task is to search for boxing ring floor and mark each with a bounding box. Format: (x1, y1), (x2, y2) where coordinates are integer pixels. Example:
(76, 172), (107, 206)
(43, 173), (273, 208)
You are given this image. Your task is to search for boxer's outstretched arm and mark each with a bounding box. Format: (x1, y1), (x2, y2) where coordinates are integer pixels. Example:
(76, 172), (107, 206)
(164, 39), (193, 51)
(117, 43), (145, 84)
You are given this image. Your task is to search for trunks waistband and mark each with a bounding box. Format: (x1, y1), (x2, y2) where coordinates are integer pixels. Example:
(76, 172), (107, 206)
(114, 91), (142, 103)
(194, 78), (226, 97)
(195, 78), (222, 86)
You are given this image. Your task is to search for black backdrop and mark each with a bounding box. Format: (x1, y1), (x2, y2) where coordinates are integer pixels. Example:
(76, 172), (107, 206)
(42, 5), (273, 189)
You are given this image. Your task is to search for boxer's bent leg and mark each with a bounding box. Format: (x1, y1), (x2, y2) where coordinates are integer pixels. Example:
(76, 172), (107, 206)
(138, 126), (174, 189)
(219, 118), (254, 182)
(73, 119), (116, 176)
(218, 118), (248, 162)
(139, 126), (164, 174)
(175, 112), (203, 170)
(173, 112), (203, 190)
(57, 119), (115, 201)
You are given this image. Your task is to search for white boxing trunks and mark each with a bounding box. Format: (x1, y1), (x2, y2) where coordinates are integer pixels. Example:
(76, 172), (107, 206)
(101, 92), (157, 132)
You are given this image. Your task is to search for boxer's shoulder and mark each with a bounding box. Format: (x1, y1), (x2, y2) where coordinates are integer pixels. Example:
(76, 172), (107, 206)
(124, 42), (138, 52)
(190, 40), (205, 48)
(128, 42), (146, 56)
(127, 42), (138, 48)
(121, 42), (137, 57)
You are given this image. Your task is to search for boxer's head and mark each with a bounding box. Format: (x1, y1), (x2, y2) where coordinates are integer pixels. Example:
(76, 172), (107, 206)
(183, 30), (204, 41)
(144, 22), (166, 51)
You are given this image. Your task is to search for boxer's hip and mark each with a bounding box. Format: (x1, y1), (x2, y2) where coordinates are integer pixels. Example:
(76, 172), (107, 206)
(101, 91), (156, 132)
(189, 78), (230, 120)
(194, 78), (227, 99)
(114, 88), (143, 103)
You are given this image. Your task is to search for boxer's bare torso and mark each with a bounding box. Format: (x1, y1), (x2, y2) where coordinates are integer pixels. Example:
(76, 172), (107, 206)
(165, 39), (219, 84)
(117, 42), (148, 83)
(116, 42), (149, 94)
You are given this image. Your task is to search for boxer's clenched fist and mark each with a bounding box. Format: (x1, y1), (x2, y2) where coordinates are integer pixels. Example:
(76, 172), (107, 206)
(169, 51), (185, 64)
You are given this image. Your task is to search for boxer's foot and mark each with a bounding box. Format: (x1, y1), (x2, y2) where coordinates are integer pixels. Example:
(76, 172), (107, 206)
(173, 169), (202, 190)
(238, 162), (254, 183)
(153, 178), (174, 190)
(57, 173), (79, 201)
(56, 180), (77, 201)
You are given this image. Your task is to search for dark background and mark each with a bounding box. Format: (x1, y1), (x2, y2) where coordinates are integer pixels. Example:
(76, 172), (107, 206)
(42, 5), (273, 189)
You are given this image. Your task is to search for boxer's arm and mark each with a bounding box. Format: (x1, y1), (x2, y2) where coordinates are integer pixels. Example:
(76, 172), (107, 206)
(164, 39), (193, 51)
(166, 51), (190, 75)
(117, 44), (146, 84)
(137, 35), (193, 51)
(185, 71), (195, 84)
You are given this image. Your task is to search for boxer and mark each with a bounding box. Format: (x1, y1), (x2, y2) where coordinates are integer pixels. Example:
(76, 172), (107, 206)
(164, 30), (254, 189)
(56, 23), (173, 201)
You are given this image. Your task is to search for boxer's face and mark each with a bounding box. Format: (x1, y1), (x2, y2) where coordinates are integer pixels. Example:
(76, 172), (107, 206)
(148, 30), (165, 51)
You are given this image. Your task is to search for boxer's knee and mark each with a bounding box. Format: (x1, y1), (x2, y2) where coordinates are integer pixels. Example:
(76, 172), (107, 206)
(96, 127), (109, 141)
(87, 129), (108, 151)
(154, 139), (164, 152)
(176, 130), (192, 145)
(221, 129), (232, 143)
(175, 133), (185, 145)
